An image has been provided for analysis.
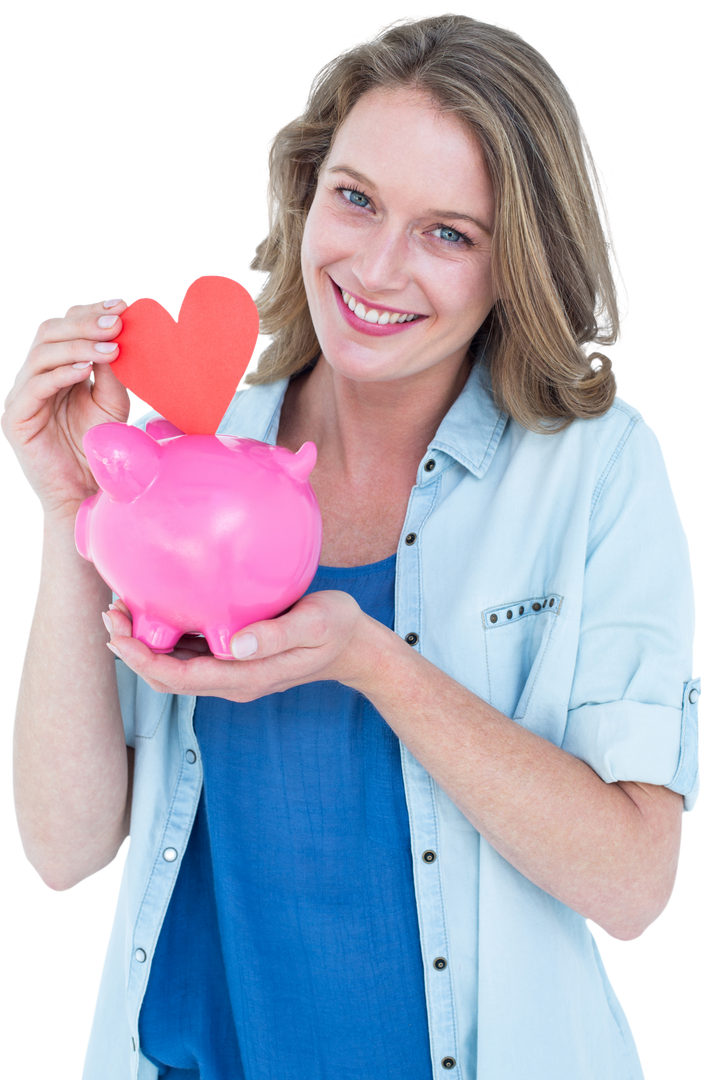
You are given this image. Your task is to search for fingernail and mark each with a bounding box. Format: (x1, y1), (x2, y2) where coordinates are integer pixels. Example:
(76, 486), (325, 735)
(102, 611), (113, 634)
(108, 603), (119, 610)
(73, 361), (93, 369)
(98, 314), (118, 329)
(94, 341), (118, 354)
(231, 633), (258, 659)
(103, 298), (123, 308)
(106, 641), (123, 659)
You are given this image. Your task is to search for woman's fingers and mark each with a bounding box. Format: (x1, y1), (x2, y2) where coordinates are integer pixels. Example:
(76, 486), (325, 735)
(109, 598), (131, 618)
(32, 299), (127, 349)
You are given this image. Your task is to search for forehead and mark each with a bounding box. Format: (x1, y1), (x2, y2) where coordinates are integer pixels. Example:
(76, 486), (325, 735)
(324, 88), (483, 179)
(332, 84), (470, 138)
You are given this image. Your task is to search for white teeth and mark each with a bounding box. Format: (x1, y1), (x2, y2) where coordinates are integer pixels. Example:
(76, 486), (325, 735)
(340, 287), (420, 325)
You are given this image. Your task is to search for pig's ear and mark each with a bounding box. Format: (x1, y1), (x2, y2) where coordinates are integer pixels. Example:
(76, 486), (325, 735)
(283, 441), (317, 482)
(83, 422), (163, 503)
(146, 418), (185, 441)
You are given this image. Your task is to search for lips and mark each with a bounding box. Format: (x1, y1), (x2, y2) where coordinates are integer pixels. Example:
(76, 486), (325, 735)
(332, 280), (421, 317)
(332, 281), (426, 337)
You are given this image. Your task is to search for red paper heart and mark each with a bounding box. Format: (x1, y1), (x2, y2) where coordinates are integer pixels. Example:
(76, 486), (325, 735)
(111, 276), (259, 434)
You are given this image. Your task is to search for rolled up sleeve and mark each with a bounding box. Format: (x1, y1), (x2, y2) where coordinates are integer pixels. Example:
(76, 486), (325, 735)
(562, 416), (698, 809)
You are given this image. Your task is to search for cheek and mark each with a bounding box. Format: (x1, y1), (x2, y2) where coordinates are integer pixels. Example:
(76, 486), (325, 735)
(300, 224), (324, 317)
(432, 262), (494, 330)
(302, 197), (359, 277)
(464, 257), (495, 315)
(300, 197), (321, 266)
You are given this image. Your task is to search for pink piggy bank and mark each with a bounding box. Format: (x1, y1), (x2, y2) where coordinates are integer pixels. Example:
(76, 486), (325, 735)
(75, 420), (322, 659)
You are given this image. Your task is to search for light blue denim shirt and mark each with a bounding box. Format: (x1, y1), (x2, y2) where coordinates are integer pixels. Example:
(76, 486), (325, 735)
(83, 360), (698, 1080)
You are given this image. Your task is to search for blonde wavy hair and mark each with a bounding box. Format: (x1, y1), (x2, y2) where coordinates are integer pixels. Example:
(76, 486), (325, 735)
(248, 14), (618, 430)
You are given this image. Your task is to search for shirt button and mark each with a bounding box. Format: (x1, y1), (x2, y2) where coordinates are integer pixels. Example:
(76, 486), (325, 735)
(424, 459), (436, 472)
(405, 632), (419, 646)
(441, 1057), (456, 1070)
(532, 602), (541, 611)
(690, 688), (699, 704)
(185, 749), (197, 764)
(405, 532), (417, 545)
(163, 848), (178, 862)
(422, 850), (437, 863)
(490, 613), (498, 624)
(134, 949), (147, 963)
(433, 957), (447, 970)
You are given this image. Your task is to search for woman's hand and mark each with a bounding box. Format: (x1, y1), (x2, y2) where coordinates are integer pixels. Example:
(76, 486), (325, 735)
(103, 591), (388, 700)
(2, 299), (130, 518)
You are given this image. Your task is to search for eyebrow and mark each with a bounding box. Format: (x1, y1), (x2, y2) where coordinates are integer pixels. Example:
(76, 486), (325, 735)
(327, 164), (493, 236)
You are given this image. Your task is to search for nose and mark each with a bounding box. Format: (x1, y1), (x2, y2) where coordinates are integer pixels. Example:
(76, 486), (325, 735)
(351, 223), (412, 298)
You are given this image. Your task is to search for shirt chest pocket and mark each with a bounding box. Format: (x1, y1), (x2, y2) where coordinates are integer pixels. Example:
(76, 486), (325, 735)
(482, 594), (563, 719)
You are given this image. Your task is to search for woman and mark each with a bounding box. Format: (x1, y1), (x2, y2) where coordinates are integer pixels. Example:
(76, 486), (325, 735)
(3, 15), (697, 1080)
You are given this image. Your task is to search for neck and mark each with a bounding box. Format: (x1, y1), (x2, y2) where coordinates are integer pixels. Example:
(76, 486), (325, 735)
(279, 352), (471, 480)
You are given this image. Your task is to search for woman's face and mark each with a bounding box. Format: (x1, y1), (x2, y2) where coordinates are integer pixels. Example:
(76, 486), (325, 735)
(301, 86), (496, 385)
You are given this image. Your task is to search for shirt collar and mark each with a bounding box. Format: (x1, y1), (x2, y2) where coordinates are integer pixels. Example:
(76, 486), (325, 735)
(428, 354), (509, 479)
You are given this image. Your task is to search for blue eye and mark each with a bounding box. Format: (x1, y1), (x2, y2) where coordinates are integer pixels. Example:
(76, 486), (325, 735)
(434, 226), (462, 246)
(332, 184), (473, 247)
(341, 186), (369, 207)
(438, 226), (462, 242)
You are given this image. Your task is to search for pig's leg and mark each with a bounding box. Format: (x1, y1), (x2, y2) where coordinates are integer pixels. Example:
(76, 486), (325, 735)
(131, 612), (182, 654)
(203, 625), (239, 660)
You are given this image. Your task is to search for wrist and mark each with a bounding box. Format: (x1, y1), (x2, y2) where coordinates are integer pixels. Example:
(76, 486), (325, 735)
(43, 509), (83, 542)
(40, 508), (112, 598)
(340, 613), (409, 698)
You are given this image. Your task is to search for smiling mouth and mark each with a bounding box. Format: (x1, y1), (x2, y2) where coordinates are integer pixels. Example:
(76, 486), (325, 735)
(336, 284), (425, 325)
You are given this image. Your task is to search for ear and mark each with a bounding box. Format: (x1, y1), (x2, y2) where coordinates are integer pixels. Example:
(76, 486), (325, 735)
(83, 422), (164, 503)
(146, 418), (185, 441)
(281, 441), (317, 482)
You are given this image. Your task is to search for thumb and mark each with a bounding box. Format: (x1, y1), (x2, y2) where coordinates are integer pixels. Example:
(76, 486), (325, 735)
(229, 630), (262, 660)
(91, 359), (130, 422)
(229, 612), (308, 661)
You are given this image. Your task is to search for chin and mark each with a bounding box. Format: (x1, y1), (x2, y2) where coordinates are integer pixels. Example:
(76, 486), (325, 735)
(318, 337), (413, 383)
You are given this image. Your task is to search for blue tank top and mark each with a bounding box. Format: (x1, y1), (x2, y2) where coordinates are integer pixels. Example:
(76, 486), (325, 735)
(139, 555), (432, 1079)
